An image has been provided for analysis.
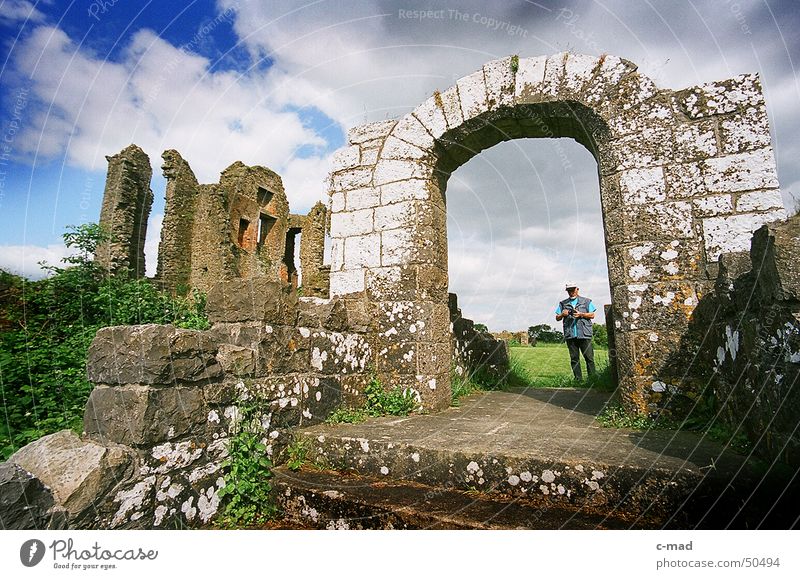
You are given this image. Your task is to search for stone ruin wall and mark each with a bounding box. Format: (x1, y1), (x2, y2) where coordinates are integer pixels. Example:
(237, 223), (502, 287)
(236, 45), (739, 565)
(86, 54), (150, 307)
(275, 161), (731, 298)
(326, 52), (787, 415)
(2, 52), (799, 530)
(450, 294), (510, 383)
(492, 330), (530, 346)
(2, 281), (374, 529)
(691, 215), (800, 466)
(95, 144), (153, 278)
(99, 146), (330, 297)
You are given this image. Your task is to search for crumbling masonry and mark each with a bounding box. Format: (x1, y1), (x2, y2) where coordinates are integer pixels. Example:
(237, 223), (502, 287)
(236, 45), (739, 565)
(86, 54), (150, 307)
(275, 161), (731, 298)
(1, 53), (797, 530)
(98, 147), (330, 296)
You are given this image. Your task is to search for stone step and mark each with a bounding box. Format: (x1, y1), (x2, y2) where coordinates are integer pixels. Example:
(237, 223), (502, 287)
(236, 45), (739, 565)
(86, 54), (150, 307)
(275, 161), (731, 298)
(273, 466), (641, 530)
(292, 389), (799, 528)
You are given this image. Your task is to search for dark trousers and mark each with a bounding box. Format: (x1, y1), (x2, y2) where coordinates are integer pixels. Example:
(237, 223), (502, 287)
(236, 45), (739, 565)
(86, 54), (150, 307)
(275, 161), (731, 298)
(567, 338), (595, 380)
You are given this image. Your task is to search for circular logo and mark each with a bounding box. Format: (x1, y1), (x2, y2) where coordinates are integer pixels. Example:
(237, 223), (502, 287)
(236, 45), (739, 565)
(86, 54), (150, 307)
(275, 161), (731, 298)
(20, 539), (46, 567)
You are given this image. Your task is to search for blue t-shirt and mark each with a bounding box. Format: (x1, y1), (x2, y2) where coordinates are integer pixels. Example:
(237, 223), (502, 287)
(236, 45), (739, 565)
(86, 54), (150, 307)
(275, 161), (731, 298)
(555, 298), (597, 338)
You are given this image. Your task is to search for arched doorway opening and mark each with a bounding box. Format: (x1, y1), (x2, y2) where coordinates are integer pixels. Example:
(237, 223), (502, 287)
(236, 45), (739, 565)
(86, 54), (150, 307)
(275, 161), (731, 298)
(328, 53), (785, 413)
(445, 137), (611, 388)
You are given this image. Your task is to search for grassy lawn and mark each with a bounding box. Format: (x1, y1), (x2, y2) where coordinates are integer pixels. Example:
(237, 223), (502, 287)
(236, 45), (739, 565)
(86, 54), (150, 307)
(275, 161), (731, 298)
(509, 343), (612, 389)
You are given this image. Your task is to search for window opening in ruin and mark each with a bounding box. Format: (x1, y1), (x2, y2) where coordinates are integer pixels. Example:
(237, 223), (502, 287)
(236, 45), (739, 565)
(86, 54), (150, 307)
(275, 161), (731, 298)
(283, 228), (301, 288)
(257, 186), (274, 207)
(446, 138), (611, 386)
(258, 213), (276, 246)
(237, 217), (250, 247)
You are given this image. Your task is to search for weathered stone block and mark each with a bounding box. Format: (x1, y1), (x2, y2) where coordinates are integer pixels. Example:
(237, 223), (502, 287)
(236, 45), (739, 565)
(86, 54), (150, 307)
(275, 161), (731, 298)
(87, 325), (221, 385)
(330, 269), (366, 296)
(346, 187), (381, 211)
(84, 385), (206, 446)
(330, 145), (360, 173)
(413, 94), (449, 139)
(10, 430), (133, 525)
(391, 114), (434, 150)
(437, 85), (463, 129)
(702, 210), (787, 261)
(692, 194), (733, 217)
(417, 342), (451, 375)
(206, 279), (298, 325)
(373, 159), (427, 186)
(374, 201), (416, 231)
(380, 179), (432, 204)
(457, 70), (488, 121)
(672, 120), (718, 161)
(329, 207), (374, 238)
(381, 228), (414, 267)
(514, 55), (547, 102)
(703, 148), (780, 193)
(347, 120), (396, 145)
(735, 189), (784, 213)
(344, 233), (381, 268)
(613, 281), (700, 332)
(619, 167), (666, 205)
(582, 54), (636, 107)
(676, 74), (764, 119)
(607, 240), (703, 284)
(562, 53), (601, 96)
(0, 462), (57, 529)
(301, 376), (342, 425)
(216, 344), (256, 376)
(380, 136), (429, 162)
(719, 106), (771, 154)
(483, 56), (515, 109)
(297, 297), (349, 331)
(330, 167), (373, 192)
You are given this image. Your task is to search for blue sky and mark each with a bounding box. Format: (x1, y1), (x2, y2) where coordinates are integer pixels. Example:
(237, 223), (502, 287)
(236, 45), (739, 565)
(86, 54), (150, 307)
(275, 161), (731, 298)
(1, 0), (798, 329)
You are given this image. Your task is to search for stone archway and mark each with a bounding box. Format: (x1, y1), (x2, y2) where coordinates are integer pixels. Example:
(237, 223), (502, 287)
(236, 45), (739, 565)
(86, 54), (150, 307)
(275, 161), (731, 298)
(327, 53), (786, 413)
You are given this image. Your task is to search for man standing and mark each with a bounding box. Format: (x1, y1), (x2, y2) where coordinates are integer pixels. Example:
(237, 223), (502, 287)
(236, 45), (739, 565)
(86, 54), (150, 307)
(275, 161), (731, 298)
(555, 282), (596, 380)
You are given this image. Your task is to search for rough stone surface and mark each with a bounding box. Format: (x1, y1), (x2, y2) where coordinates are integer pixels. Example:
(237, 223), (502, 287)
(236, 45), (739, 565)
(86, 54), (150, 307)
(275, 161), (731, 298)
(9, 430), (134, 525)
(296, 388), (798, 528)
(327, 52), (786, 413)
(70, 276), (375, 528)
(691, 214), (800, 466)
(299, 202), (330, 297)
(449, 293), (509, 384)
(96, 144), (153, 278)
(206, 279), (298, 325)
(87, 324), (222, 385)
(0, 462), (58, 529)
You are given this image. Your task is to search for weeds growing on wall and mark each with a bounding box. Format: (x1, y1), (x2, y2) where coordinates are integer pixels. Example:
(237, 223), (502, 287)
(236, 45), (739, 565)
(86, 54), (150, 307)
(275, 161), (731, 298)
(217, 390), (278, 527)
(326, 374), (418, 424)
(0, 224), (209, 460)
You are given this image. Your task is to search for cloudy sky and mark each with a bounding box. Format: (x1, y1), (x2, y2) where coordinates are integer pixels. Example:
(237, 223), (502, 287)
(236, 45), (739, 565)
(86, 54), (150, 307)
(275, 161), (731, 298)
(0, 0), (797, 330)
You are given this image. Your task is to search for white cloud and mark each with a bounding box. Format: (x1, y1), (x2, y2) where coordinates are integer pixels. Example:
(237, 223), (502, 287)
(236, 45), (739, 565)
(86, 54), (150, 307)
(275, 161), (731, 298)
(0, 243), (73, 279)
(0, 0), (46, 24)
(12, 25), (328, 186)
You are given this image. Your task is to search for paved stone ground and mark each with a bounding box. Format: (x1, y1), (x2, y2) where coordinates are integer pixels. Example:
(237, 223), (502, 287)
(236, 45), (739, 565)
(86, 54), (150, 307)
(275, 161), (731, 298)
(278, 388), (799, 529)
(304, 388), (746, 476)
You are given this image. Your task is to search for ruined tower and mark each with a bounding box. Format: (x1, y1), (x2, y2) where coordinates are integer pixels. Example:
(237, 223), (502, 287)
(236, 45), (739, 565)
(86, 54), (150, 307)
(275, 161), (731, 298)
(299, 201), (330, 297)
(95, 144), (153, 278)
(156, 150), (199, 293)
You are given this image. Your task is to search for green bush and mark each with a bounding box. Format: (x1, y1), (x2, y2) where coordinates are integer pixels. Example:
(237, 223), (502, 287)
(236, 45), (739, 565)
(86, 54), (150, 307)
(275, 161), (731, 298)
(0, 224), (209, 460)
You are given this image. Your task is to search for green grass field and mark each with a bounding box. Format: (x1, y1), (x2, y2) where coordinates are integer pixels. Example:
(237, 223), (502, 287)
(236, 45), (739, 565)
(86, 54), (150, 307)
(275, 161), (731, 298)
(509, 343), (612, 389)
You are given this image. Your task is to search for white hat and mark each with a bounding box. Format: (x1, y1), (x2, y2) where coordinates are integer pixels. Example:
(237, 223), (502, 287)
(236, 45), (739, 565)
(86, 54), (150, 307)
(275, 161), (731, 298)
(564, 281), (578, 289)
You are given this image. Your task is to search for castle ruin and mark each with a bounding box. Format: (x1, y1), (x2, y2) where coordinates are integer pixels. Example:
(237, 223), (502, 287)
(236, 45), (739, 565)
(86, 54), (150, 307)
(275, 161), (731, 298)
(1, 53), (798, 530)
